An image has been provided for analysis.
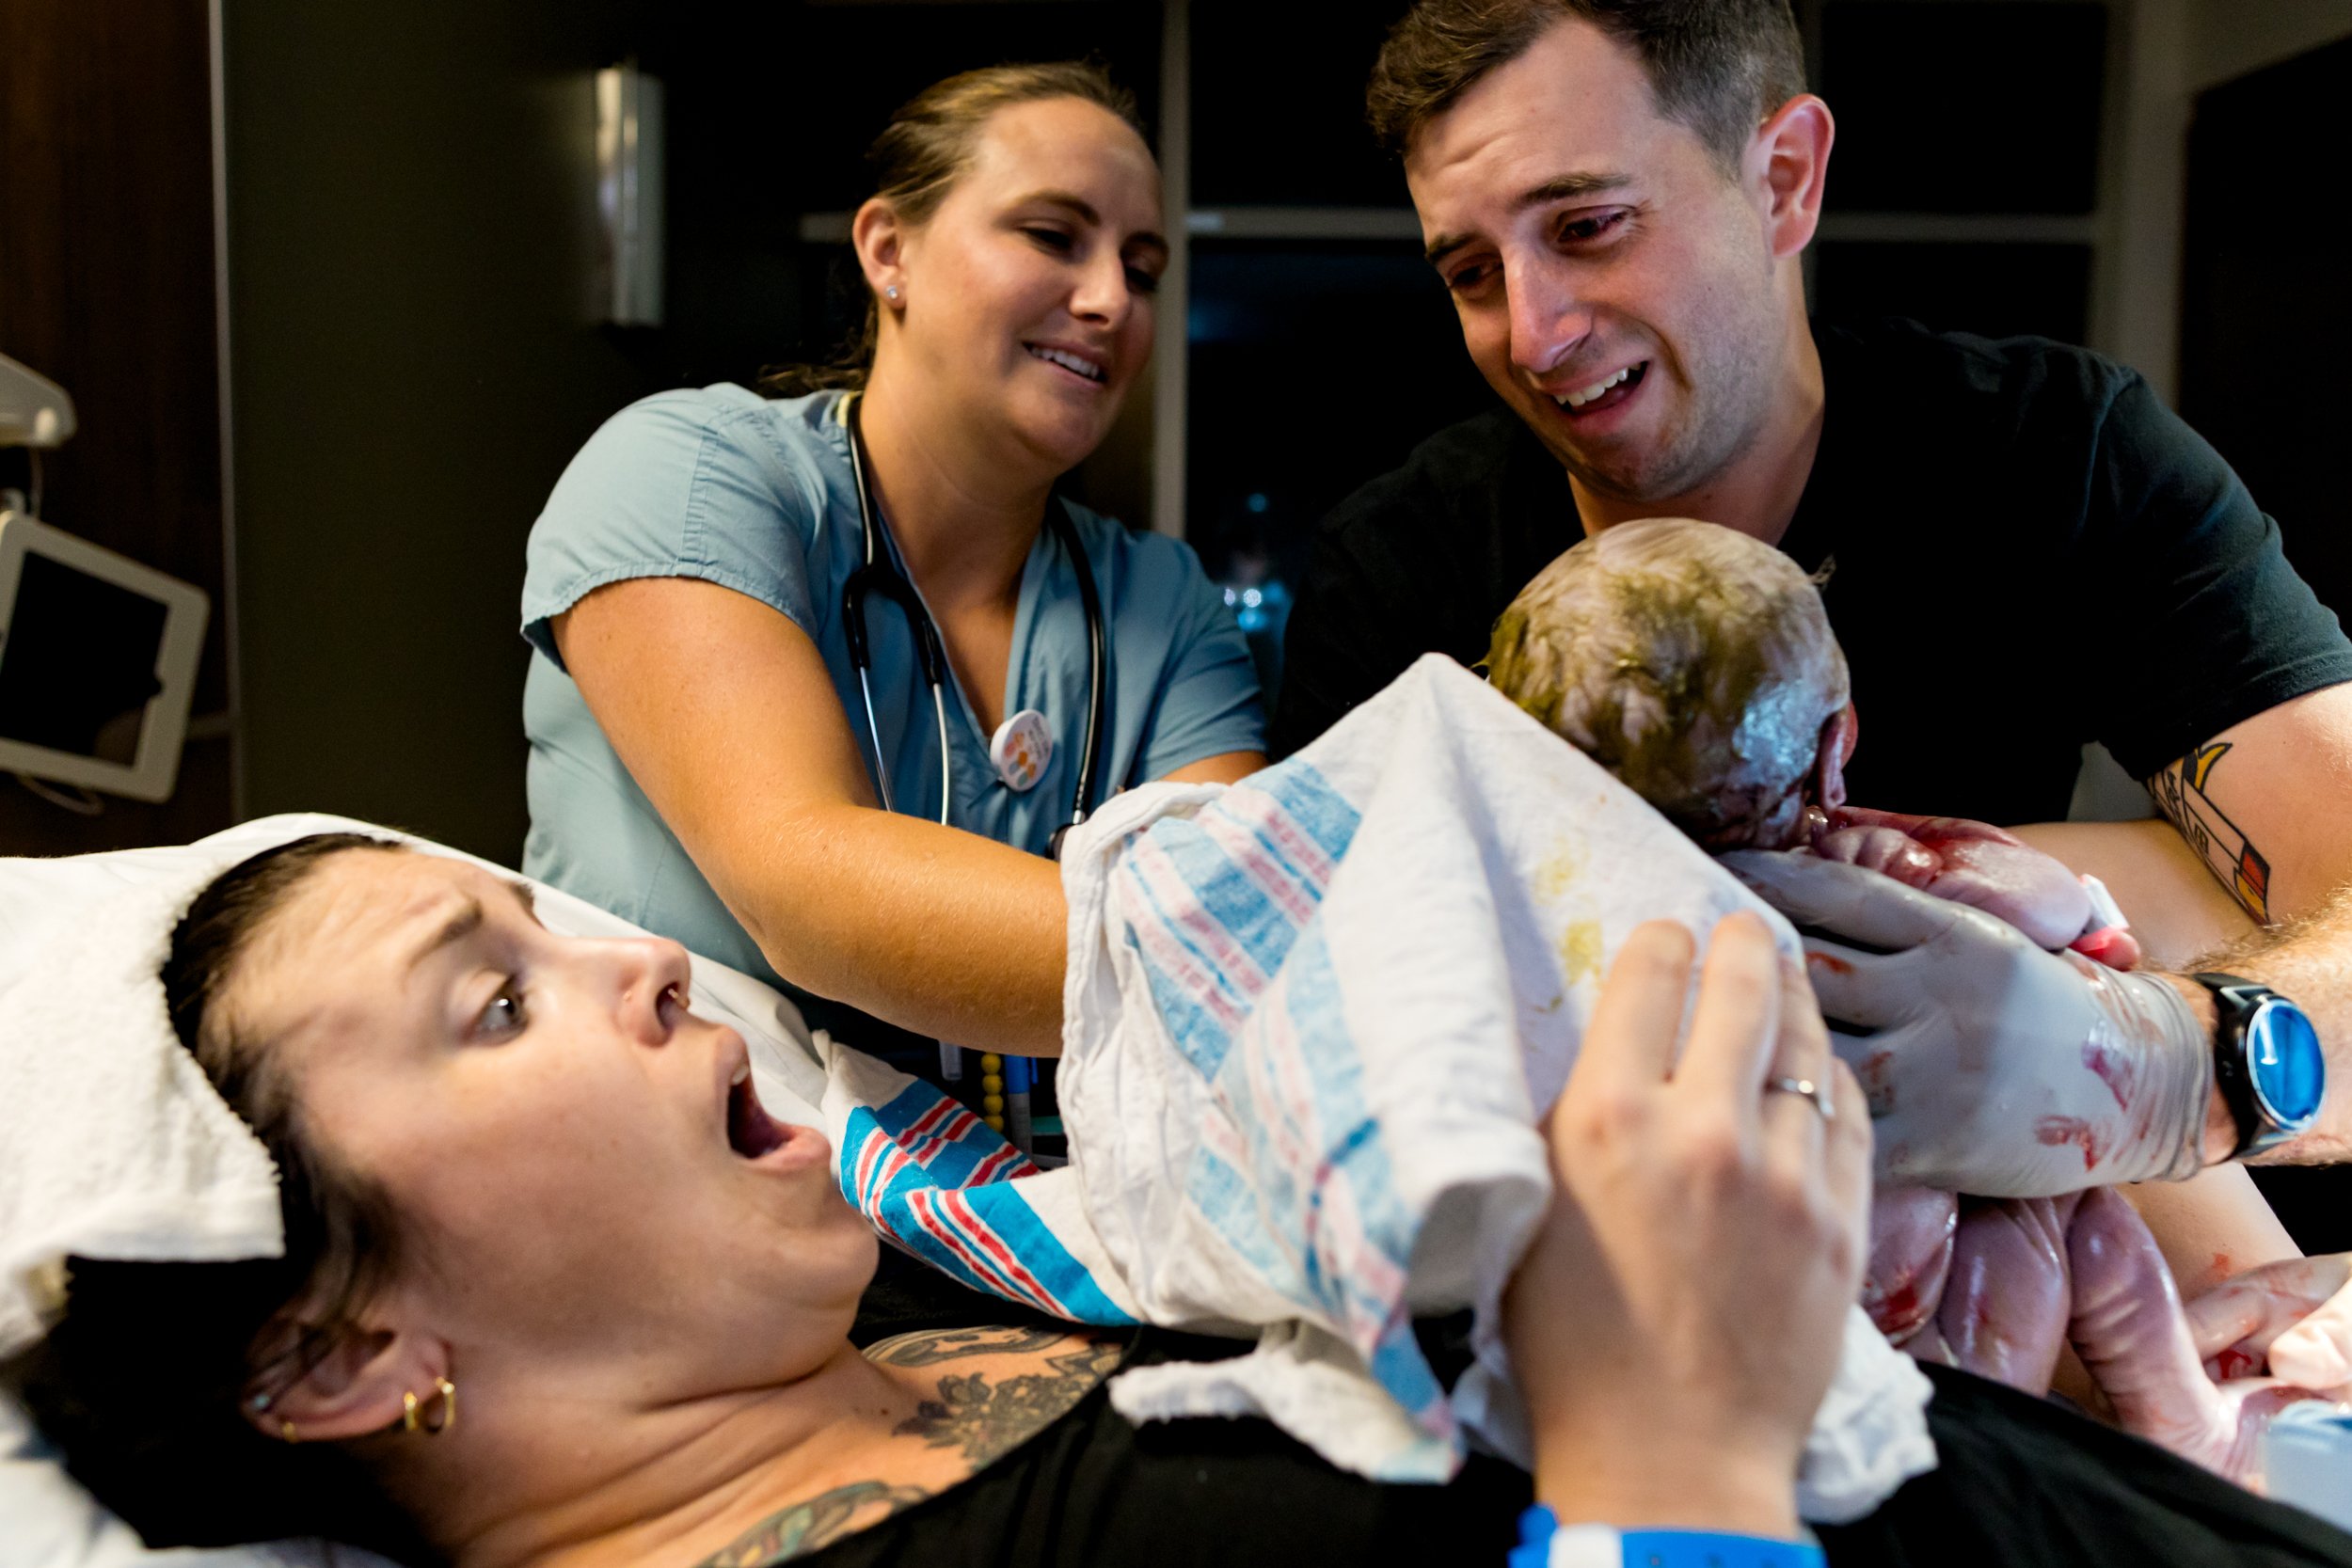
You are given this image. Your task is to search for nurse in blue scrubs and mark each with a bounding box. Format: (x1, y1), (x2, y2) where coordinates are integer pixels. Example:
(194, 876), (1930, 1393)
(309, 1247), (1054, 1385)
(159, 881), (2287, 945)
(518, 62), (1263, 1061)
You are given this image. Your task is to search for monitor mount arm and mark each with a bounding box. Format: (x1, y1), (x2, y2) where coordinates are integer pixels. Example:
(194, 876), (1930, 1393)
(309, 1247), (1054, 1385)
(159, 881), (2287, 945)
(0, 353), (75, 451)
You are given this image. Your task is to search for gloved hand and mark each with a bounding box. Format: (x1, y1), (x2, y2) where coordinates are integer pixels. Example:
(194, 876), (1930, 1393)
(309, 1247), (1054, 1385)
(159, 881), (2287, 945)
(1721, 851), (2213, 1197)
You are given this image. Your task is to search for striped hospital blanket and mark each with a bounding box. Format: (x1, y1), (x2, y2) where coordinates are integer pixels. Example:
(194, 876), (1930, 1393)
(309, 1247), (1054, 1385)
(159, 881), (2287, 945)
(822, 657), (1935, 1520)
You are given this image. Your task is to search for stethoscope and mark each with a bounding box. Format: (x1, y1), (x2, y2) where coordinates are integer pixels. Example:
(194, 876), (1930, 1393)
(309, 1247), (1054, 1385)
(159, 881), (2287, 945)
(841, 392), (1107, 862)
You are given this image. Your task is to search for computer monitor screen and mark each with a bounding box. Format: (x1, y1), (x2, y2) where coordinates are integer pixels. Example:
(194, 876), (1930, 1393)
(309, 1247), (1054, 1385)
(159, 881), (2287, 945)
(0, 550), (170, 764)
(0, 512), (208, 801)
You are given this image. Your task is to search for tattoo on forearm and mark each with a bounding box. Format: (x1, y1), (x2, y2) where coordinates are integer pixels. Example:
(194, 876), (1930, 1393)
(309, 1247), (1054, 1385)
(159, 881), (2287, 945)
(894, 1341), (1125, 1465)
(695, 1480), (931, 1566)
(863, 1324), (1070, 1368)
(2150, 740), (2274, 924)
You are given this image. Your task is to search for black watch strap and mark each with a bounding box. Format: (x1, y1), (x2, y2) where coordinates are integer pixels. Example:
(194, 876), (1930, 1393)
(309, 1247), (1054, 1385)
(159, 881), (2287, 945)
(2192, 971), (2311, 1160)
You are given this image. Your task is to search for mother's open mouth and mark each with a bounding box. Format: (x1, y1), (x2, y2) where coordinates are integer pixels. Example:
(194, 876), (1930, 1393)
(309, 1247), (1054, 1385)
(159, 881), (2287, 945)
(726, 1062), (791, 1159)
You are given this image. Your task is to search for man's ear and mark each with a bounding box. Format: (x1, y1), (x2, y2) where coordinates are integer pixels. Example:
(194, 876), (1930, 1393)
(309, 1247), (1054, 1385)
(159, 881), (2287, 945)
(851, 197), (909, 311)
(246, 1320), (449, 1445)
(1746, 94), (1836, 261)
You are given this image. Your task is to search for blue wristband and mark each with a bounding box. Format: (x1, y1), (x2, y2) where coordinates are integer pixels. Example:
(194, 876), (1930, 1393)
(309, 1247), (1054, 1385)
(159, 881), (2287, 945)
(1512, 1505), (1826, 1568)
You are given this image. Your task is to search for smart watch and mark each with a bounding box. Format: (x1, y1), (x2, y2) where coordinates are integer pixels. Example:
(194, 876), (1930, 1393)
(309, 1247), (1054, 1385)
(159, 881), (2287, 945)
(2191, 973), (2326, 1160)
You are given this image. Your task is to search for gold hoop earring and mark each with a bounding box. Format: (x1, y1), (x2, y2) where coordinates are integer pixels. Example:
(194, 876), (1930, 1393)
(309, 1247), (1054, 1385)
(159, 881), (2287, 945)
(402, 1376), (458, 1436)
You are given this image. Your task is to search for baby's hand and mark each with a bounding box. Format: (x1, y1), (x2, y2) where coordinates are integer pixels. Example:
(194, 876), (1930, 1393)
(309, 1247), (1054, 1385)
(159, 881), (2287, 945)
(1811, 806), (2097, 954)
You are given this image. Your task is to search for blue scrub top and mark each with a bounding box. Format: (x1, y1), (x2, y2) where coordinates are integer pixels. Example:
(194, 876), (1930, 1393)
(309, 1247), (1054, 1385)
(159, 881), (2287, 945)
(519, 384), (1264, 990)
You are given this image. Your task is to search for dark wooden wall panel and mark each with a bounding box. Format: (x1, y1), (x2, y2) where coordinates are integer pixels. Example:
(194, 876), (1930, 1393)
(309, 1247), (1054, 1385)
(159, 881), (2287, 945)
(0, 0), (233, 854)
(2181, 37), (2352, 622)
(222, 0), (656, 862)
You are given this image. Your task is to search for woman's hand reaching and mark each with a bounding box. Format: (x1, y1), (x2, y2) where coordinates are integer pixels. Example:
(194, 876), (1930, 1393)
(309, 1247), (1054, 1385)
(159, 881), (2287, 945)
(1503, 913), (1872, 1539)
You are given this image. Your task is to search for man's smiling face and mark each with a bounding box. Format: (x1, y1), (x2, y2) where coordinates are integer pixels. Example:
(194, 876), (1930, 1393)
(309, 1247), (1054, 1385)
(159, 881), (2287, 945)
(1407, 16), (1797, 506)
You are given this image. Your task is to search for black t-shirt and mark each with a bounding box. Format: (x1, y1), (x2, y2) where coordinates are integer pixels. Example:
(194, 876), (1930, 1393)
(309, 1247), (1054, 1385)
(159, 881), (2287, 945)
(794, 1328), (2352, 1568)
(1274, 320), (2352, 827)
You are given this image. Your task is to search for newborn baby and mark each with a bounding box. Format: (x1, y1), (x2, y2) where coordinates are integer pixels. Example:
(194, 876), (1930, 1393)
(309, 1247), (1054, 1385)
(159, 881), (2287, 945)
(1486, 516), (2289, 1481)
(1487, 517), (2137, 966)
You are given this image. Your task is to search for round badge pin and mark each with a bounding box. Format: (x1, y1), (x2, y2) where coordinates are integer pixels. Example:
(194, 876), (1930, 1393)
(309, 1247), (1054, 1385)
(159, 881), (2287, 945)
(990, 708), (1053, 792)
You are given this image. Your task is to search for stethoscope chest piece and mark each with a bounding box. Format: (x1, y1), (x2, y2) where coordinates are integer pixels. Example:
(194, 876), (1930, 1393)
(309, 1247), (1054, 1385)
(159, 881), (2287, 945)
(990, 708), (1054, 792)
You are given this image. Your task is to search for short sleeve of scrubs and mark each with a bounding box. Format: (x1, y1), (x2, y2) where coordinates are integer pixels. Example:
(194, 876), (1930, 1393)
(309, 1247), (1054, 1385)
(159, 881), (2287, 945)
(1124, 532), (1265, 781)
(521, 384), (830, 665)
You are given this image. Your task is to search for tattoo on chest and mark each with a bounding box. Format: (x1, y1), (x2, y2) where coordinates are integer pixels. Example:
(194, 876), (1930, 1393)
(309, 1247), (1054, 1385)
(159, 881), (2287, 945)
(2150, 740), (2274, 923)
(691, 1335), (1121, 1565)
(693, 1480), (930, 1567)
(895, 1339), (1125, 1464)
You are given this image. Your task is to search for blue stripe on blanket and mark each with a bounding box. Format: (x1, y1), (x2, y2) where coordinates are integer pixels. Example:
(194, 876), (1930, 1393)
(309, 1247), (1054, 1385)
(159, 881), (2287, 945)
(1114, 764), (1451, 1449)
(1265, 930), (1445, 1429)
(1113, 761), (1362, 1082)
(837, 1086), (1136, 1327)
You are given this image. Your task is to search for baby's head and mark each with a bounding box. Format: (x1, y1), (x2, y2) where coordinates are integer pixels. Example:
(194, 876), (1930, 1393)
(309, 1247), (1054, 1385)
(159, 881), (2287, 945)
(1487, 517), (1854, 850)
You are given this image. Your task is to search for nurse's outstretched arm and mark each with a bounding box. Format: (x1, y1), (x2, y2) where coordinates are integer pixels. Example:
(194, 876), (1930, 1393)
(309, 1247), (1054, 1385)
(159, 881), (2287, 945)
(558, 576), (1070, 1056)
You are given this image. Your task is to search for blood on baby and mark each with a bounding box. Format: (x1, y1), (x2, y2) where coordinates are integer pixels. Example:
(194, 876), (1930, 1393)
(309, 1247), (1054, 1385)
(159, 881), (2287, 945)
(2035, 1115), (2106, 1171)
(1807, 951), (1854, 977)
(1868, 1278), (1931, 1343)
(2214, 1346), (2262, 1381)
(2210, 1250), (2235, 1281)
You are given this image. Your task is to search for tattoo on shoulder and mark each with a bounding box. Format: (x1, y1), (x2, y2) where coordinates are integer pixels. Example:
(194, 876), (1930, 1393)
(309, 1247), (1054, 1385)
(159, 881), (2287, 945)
(893, 1339), (1124, 1465)
(2149, 740), (2274, 923)
(694, 1479), (930, 1567)
(863, 1323), (1072, 1368)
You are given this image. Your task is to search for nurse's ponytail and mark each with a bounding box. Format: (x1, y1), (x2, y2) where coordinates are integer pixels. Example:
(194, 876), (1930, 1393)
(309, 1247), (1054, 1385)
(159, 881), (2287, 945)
(761, 59), (1145, 398)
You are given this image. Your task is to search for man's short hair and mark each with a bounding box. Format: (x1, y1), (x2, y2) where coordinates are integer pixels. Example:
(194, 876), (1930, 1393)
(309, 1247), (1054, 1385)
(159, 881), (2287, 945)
(1367, 0), (1808, 171)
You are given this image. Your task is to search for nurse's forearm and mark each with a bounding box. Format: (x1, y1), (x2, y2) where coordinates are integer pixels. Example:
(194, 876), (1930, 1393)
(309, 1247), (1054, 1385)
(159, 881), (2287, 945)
(721, 801), (1069, 1057)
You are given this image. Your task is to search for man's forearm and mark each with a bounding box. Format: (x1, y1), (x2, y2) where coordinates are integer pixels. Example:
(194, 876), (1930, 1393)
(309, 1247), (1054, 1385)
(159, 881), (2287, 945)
(2169, 880), (2352, 1165)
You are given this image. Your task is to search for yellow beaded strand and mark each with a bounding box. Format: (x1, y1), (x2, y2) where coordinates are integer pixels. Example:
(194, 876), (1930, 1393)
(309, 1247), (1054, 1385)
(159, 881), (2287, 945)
(979, 1053), (1006, 1133)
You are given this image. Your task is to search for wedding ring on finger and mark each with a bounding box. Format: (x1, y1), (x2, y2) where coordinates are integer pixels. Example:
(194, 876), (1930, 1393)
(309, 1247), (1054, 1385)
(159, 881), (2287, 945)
(1765, 1075), (1836, 1121)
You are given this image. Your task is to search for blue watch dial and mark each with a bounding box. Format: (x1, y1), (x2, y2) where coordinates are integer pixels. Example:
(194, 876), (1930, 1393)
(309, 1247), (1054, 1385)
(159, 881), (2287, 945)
(2249, 999), (2325, 1131)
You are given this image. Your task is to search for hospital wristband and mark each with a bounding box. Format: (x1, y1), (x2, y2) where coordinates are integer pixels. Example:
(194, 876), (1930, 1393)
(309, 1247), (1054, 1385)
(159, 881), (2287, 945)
(1510, 1505), (1826, 1568)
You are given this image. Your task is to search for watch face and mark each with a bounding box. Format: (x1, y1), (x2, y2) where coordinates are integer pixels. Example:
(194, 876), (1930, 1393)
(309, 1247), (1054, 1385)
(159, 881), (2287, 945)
(2249, 999), (2326, 1132)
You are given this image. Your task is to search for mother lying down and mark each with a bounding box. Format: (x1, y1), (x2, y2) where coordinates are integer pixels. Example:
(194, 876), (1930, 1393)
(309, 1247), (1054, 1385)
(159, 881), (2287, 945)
(8, 836), (2352, 1568)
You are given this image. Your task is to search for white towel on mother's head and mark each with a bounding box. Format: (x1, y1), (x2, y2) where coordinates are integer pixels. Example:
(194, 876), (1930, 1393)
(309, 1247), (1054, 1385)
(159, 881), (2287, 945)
(0, 849), (284, 1359)
(1056, 655), (1938, 1521)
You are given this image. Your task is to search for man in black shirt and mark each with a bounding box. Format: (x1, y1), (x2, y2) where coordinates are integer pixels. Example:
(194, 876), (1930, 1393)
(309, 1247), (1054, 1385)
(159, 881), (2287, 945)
(1281, 1), (2352, 1202)
(1279, 324), (2352, 835)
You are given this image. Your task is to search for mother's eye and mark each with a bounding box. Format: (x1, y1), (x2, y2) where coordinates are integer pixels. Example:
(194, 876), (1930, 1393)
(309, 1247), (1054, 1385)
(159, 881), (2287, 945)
(1022, 227), (1074, 252)
(476, 982), (529, 1040)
